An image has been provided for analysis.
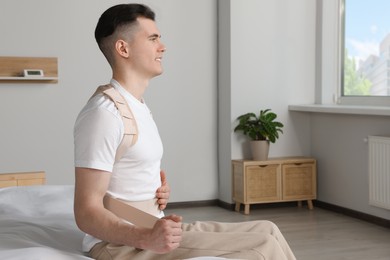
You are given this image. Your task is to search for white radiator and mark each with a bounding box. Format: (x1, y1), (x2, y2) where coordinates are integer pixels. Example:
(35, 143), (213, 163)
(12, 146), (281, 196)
(368, 136), (390, 210)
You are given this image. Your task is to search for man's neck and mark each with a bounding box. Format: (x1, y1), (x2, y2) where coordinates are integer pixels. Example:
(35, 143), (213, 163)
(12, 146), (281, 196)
(112, 73), (148, 102)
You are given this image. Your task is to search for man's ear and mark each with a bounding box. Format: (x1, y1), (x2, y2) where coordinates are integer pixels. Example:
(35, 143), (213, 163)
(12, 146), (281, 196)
(115, 40), (130, 58)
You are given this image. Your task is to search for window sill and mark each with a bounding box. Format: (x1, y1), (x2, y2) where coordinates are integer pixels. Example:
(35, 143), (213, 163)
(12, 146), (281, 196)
(288, 104), (390, 116)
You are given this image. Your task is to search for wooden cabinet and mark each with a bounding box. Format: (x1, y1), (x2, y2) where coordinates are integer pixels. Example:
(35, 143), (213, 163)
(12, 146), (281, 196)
(232, 157), (316, 214)
(0, 171), (46, 188)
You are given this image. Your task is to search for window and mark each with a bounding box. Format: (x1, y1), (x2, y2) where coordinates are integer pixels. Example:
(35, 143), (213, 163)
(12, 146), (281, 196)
(340, 0), (390, 105)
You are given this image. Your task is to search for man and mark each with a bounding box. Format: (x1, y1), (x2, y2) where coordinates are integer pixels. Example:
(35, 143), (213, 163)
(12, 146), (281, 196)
(74, 3), (296, 259)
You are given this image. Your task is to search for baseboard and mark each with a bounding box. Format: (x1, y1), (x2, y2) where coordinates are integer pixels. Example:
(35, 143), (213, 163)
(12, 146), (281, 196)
(169, 200), (298, 211)
(216, 200), (299, 211)
(314, 200), (390, 229)
(216, 200), (235, 211)
(166, 199), (218, 209)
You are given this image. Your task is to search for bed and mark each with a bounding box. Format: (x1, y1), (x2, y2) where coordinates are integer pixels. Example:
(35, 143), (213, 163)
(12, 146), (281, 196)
(0, 171), (92, 259)
(0, 172), (226, 260)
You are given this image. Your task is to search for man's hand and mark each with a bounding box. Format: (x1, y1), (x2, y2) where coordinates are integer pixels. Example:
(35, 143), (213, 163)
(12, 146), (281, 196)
(141, 214), (183, 253)
(156, 170), (170, 210)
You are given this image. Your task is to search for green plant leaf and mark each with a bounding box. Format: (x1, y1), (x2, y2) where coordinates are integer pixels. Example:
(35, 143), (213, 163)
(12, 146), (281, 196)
(234, 109), (283, 142)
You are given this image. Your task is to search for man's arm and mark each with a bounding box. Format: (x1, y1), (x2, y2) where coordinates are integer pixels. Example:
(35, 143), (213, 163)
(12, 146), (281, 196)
(74, 167), (182, 253)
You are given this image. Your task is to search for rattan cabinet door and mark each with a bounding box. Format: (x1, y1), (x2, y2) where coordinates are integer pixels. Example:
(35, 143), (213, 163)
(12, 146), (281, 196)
(245, 164), (282, 203)
(282, 163), (316, 201)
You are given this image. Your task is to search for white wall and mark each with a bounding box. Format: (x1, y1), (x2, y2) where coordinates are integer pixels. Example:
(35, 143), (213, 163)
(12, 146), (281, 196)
(309, 113), (390, 220)
(0, 0), (315, 204)
(0, 0), (218, 202)
(218, 0), (316, 202)
(4, 0), (384, 222)
(307, 0), (390, 220)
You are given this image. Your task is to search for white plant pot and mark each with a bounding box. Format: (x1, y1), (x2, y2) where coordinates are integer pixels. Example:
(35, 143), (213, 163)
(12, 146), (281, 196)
(250, 140), (270, 161)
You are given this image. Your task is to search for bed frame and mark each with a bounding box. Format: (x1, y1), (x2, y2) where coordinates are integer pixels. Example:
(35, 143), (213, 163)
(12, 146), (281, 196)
(0, 171), (46, 188)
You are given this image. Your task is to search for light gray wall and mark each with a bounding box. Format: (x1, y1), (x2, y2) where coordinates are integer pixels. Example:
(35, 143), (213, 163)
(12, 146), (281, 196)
(217, 0), (233, 204)
(218, 0), (389, 221)
(2, 0), (388, 221)
(218, 0), (316, 202)
(309, 0), (390, 220)
(308, 113), (390, 220)
(0, 0), (218, 203)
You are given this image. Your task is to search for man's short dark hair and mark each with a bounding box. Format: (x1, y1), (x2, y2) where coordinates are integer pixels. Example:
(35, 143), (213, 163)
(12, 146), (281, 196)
(94, 4), (156, 65)
(95, 3), (155, 45)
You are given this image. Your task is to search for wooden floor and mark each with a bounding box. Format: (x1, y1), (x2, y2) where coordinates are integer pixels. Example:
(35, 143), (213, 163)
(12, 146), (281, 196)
(165, 205), (390, 260)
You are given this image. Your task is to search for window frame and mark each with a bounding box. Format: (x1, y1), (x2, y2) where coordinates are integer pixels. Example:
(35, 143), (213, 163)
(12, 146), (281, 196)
(319, 0), (390, 107)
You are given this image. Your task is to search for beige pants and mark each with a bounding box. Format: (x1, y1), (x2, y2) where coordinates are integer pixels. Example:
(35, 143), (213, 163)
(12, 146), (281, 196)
(89, 220), (296, 260)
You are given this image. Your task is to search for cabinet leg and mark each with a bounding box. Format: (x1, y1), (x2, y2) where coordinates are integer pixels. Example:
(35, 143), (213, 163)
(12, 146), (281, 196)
(297, 201), (303, 208)
(307, 200), (314, 210)
(235, 202), (240, 212)
(244, 204), (250, 215)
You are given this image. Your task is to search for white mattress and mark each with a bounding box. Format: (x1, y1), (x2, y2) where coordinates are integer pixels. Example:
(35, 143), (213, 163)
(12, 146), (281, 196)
(0, 185), (228, 260)
(0, 185), (91, 260)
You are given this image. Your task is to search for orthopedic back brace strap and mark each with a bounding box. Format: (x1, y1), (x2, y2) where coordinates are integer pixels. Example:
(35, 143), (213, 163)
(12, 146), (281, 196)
(91, 85), (159, 228)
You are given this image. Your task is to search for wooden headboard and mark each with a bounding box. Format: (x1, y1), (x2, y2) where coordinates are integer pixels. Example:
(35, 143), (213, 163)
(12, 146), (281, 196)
(0, 171), (46, 188)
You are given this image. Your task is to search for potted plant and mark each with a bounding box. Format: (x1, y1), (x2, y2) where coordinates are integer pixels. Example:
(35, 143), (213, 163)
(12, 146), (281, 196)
(234, 109), (284, 161)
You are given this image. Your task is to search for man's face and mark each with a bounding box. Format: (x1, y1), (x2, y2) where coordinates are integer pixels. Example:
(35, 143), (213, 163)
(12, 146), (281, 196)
(127, 17), (166, 79)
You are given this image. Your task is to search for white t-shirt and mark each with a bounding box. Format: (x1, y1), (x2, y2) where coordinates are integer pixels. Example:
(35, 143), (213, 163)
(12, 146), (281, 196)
(74, 79), (164, 251)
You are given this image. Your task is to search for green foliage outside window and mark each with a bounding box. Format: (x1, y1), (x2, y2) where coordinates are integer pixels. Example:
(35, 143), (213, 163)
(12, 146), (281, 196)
(343, 48), (372, 96)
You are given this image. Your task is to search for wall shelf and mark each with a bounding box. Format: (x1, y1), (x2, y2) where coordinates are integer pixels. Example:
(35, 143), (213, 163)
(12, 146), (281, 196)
(0, 57), (58, 84)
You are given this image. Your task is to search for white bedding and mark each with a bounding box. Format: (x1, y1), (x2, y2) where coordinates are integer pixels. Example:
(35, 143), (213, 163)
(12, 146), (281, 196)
(0, 185), (228, 260)
(0, 185), (91, 260)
